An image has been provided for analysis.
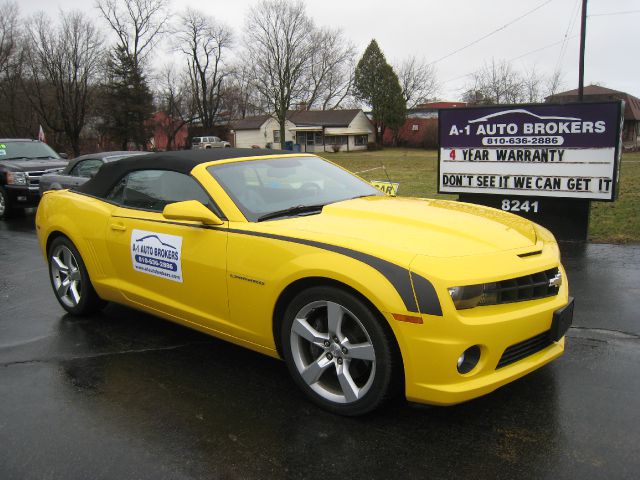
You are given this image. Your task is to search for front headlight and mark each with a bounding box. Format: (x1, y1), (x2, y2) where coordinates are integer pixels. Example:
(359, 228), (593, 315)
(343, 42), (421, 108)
(448, 283), (498, 310)
(449, 268), (562, 310)
(6, 172), (27, 185)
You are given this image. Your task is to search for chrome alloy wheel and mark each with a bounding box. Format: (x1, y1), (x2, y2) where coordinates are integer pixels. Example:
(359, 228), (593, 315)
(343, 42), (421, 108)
(290, 300), (377, 404)
(50, 244), (83, 308)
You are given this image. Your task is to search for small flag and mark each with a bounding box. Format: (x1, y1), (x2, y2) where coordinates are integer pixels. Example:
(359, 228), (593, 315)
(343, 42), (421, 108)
(38, 125), (46, 143)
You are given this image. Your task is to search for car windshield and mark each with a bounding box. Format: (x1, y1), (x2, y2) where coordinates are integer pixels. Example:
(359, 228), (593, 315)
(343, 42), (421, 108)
(208, 156), (383, 222)
(192, 138), (201, 145)
(1, 141), (60, 160)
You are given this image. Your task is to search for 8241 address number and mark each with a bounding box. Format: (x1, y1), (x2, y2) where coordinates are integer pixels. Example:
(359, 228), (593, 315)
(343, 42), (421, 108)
(501, 199), (540, 213)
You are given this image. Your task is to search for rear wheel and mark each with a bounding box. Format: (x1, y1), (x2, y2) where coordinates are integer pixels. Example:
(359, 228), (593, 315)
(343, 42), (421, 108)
(48, 236), (105, 315)
(281, 286), (399, 415)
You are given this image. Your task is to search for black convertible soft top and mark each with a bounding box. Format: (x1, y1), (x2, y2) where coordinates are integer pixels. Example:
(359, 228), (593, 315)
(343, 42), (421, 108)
(76, 148), (283, 198)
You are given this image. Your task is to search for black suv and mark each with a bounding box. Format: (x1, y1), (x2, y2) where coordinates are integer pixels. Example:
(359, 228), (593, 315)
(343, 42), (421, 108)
(0, 139), (68, 219)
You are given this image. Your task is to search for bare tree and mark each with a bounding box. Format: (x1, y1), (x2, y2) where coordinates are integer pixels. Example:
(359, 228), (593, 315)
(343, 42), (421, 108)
(23, 11), (103, 155)
(154, 64), (195, 150)
(223, 62), (266, 119)
(96, 0), (169, 68)
(396, 56), (439, 108)
(523, 66), (543, 103)
(0, 0), (18, 73)
(174, 8), (232, 130)
(0, 1), (30, 137)
(545, 69), (565, 98)
(244, 0), (314, 145)
(303, 27), (356, 110)
(465, 59), (524, 104)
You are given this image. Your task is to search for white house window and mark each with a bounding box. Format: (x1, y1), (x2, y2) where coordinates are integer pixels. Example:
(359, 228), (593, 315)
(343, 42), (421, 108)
(273, 130), (281, 143)
(354, 135), (368, 146)
(326, 135), (347, 145)
(412, 124), (419, 131)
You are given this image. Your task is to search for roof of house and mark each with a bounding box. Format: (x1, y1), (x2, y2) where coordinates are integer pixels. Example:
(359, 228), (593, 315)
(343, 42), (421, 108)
(232, 115), (273, 130)
(232, 109), (364, 130)
(546, 85), (640, 121)
(414, 101), (467, 109)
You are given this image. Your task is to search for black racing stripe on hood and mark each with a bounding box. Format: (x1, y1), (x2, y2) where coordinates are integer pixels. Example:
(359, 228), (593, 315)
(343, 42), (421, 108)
(111, 215), (443, 315)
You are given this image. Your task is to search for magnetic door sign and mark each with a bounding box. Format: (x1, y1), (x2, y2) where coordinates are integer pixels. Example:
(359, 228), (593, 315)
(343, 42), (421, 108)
(130, 229), (183, 282)
(438, 101), (624, 201)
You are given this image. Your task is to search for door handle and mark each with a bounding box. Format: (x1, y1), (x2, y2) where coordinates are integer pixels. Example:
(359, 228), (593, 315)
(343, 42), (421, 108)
(110, 223), (127, 232)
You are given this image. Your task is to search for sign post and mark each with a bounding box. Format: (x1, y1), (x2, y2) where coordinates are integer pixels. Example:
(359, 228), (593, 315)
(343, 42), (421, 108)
(438, 101), (624, 241)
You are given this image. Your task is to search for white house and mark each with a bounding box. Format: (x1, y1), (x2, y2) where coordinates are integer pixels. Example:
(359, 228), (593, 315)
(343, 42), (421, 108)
(231, 109), (374, 152)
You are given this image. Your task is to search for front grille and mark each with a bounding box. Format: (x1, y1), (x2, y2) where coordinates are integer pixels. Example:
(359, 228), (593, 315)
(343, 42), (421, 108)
(496, 331), (553, 369)
(487, 267), (560, 305)
(26, 171), (46, 187)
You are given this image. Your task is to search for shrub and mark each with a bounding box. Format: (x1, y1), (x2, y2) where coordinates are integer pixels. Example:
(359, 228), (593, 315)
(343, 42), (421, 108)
(367, 142), (382, 151)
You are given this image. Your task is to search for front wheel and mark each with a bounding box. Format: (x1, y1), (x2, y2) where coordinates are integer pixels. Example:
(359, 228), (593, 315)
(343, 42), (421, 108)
(281, 286), (400, 415)
(0, 186), (17, 219)
(48, 236), (105, 315)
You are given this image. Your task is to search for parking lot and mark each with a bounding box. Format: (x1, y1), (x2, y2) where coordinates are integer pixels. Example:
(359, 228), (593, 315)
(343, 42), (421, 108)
(1, 212), (639, 480)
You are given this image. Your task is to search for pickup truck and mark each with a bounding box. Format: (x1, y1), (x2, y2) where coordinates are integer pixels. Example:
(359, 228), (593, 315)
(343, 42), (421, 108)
(0, 139), (68, 219)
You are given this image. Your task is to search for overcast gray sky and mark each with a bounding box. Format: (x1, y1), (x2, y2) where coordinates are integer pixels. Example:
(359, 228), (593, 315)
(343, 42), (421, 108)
(21, 0), (640, 100)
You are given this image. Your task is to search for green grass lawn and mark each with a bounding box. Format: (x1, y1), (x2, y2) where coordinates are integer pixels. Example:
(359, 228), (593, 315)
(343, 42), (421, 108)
(327, 148), (640, 244)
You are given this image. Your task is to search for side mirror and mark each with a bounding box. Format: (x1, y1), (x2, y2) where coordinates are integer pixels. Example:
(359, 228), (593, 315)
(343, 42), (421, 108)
(162, 200), (224, 225)
(59, 153), (69, 159)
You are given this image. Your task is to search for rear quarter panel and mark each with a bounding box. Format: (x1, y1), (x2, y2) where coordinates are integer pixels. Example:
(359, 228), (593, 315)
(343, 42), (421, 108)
(36, 191), (121, 301)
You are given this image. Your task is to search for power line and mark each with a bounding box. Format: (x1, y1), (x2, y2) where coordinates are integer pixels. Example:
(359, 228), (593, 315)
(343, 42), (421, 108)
(589, 9), (640, 17)
(428, 0), (555, 66)
(442, 34), (578, 85)
(554, 0), (582, 76)
(511, 35), (578, 62)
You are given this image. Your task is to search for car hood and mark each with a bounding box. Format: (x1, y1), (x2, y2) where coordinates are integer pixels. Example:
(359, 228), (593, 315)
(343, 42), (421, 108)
(265, 196), (538, 259)
(1, 159), (68, 172)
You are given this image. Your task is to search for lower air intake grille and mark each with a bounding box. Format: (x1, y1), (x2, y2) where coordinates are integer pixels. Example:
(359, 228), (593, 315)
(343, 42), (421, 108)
(496, 331), (553, 369)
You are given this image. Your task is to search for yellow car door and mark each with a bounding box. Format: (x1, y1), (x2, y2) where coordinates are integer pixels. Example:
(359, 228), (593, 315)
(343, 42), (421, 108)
(103, 169), (233, 335)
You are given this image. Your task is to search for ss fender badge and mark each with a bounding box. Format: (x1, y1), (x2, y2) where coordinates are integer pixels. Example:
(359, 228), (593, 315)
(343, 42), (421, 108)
(230, 273), (265, 286)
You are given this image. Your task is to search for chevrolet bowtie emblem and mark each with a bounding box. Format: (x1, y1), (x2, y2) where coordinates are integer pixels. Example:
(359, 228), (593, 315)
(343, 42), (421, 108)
(549, 271), (563, 288)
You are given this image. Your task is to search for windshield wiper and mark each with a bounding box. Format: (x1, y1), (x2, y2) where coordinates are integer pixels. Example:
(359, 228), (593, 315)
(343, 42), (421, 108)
(257, 204), (325, 222)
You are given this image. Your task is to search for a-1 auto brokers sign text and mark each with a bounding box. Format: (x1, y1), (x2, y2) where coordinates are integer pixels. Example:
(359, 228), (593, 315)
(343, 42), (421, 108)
(438, 102), (623, 200)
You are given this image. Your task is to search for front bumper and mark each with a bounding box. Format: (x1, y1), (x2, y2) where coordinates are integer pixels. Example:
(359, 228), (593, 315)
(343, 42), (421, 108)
(5, 185), (41, 208)
(390, 244), (571, 405)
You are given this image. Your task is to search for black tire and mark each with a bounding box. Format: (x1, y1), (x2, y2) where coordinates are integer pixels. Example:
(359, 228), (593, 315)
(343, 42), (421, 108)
(281, 286), (400, 415)
(0, 186), (18, 219)
(47, 236), (106, 315)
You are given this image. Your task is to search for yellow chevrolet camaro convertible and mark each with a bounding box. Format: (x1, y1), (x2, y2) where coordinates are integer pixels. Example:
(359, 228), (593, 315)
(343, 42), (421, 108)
(36, 149), (573, 415)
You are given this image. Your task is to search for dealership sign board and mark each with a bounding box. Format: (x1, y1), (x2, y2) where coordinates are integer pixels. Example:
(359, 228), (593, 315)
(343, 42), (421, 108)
(438, 102), (623, 201)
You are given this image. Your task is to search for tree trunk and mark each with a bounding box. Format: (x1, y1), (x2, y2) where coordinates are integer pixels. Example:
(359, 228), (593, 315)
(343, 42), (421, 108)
(279, 117), (286, 149)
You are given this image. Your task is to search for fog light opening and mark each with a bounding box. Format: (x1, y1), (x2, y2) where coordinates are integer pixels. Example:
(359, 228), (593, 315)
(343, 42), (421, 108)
(457, 345), (481, 374)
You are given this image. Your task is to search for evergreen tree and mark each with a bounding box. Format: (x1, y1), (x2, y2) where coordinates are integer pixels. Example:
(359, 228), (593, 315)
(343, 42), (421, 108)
(103, 46), (154, 150)
(354, 40), (406, 145)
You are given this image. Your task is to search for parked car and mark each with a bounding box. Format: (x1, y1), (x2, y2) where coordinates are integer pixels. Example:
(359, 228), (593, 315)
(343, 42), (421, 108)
(39, 151), (150, 195)
(35, 149), (572, 415)
(0, 139), (69, 219)
(191, 136), (231, 149)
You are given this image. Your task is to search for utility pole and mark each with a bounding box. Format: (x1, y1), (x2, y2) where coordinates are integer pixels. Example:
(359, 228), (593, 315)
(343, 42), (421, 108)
(578, 0), (588, 101)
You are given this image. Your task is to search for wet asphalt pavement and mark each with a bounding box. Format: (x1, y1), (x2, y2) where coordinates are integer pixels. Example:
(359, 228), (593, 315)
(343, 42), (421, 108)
(1, 213), (639, 480)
